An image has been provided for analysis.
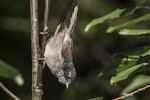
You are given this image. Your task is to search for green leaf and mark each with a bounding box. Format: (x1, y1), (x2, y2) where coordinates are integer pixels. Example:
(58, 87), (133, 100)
(88, 97), (103, 100)
(120, 6), (143, 16)
(110, 62), (147, 85)
(0, 60), (24, 86)
(119, 29), (150, 35)
(106, 13), (150, 33)
(111, 46), (150, 85)
(116, 58), (138, 73)
(113, 46), (150, 59)
(84, 6), (148, 32)
(122, 74), (150, 94)
(85, 8), (126, 32)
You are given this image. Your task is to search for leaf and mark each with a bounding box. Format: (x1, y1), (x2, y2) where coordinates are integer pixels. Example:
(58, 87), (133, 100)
(113, 46), (150, 59)
(111, 46), (150, 85)
(122, 74), (150, 94)
(119, 29), (150, 35)
(85, 8), (126, 32)
(120, 6), (143, 16)
(0, 60), (24, 86)
(84, 6), (148, 32)
(110, 62), (147, 85)
(116, 58), (138, 73)
(106, 13), (150, 33)
(88, 97), (103, 100)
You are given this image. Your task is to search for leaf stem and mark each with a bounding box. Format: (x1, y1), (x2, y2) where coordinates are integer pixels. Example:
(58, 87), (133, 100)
(113, 85), (150, 100)
(0, 82), (21, 100)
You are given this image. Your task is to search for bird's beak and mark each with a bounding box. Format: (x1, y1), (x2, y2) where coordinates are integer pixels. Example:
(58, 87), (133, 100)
(66, 82), (69, 89)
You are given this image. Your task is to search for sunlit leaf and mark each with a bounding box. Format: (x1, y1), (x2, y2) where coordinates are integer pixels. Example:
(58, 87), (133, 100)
(85, 8), (126, 32)
(85, 6), (148, 32)
(106, 14), (150, 33)
(116, 58), (138, 73)
(111, 46), (150, 85)
(119, 29), (150, 35)
(110, 62), (147, 85)
(88, 97), (103, 100)
(122, 74), (150, 94)
(0, 60), (24, 86)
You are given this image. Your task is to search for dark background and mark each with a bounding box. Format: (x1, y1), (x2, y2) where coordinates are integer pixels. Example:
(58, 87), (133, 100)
(0, 0), (150, 100)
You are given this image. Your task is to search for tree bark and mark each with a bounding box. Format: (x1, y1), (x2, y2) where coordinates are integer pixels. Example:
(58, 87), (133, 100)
(30, 0), (50, 99)
(30, 0), (43, 99)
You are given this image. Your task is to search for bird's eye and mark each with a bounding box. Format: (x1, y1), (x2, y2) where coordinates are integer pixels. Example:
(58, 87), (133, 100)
(67, 76), (71, 79)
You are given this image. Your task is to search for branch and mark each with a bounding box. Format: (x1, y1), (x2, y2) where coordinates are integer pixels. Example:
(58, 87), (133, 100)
(41, 0), (51, 56)
(30, 0), (51, 99)
(113, 85), (150, 100)
(39, 0), (51, 88)
(0, 82), (21, 100)
(30, 0), (43, 99)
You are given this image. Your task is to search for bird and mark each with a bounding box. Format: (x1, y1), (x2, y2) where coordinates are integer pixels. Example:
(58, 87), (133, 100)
(44, 6), (78, 88)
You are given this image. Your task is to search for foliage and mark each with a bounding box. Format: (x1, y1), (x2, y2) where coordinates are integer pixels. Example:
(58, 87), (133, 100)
(85, 6), (150, 33)
(119, 29), (150, 35)
(1, 0), (150, 99)
(122, 74), (150, 94)
(111, 46), (150, 85)
(0, 60), (24, 86)
(85, 5), (150, 100)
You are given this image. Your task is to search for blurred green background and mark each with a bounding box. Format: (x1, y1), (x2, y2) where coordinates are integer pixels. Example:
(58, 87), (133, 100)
(0, 0), (150, 100)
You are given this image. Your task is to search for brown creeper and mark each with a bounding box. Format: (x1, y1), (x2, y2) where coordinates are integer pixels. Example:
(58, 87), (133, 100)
(44, 6), (78, 88)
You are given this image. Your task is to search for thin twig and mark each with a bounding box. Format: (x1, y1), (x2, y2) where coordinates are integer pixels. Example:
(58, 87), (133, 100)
(30, 0), (43, 99)
(41, 0), (51, 55)
(39, 0), (51, 87)
(113, 85), (150, 100)
(0, 82), (21, 100)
